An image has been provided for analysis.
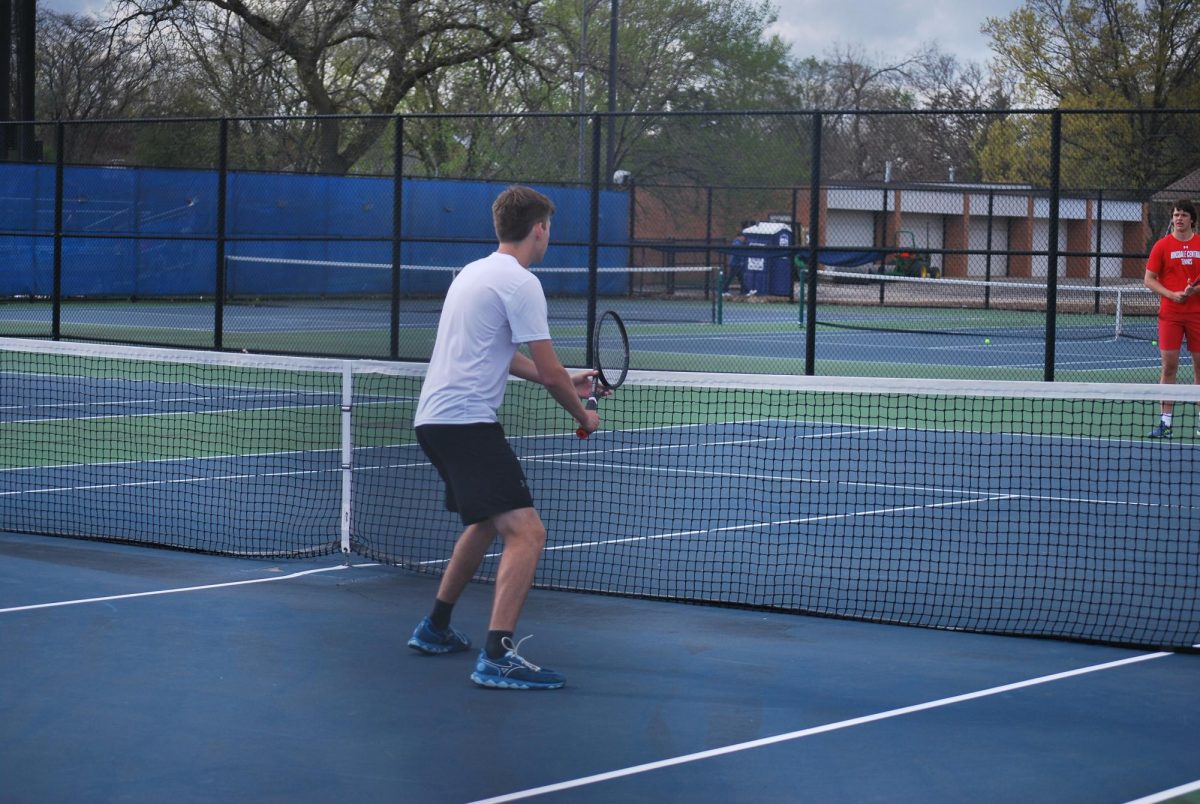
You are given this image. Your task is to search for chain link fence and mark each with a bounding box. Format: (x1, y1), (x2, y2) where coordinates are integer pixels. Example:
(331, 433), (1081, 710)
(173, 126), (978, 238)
(0, 109), (1196, 380)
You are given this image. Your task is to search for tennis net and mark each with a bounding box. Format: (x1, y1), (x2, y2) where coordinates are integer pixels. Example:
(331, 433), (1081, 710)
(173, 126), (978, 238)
(810, 270), (1158, 341)
(224, 256), (717, 323)
(2, 336), (1198, 650)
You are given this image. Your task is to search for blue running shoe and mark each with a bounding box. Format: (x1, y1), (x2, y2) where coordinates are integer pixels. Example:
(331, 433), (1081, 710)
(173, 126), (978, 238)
(1147, 422), (1172, 439)
(470, 636), (565, 690)
(407, 617), (471, 655)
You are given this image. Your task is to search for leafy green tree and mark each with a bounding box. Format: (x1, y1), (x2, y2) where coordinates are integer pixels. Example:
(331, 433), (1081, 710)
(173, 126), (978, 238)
(392, 0), (804, 185)
(982, 0), (1200, 193)
(591, 0), (798, 184)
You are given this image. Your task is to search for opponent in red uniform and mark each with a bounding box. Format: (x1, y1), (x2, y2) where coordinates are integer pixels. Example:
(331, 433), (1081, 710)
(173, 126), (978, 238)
(1144, 199), (1200, 438)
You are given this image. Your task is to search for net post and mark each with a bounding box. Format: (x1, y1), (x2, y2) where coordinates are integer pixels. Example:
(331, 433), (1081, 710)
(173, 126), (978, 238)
(1114, 288), (1123, 339)
(716, 269), (724, 325)
(797, 264), (806, 326)
(339, 362), (353, 558)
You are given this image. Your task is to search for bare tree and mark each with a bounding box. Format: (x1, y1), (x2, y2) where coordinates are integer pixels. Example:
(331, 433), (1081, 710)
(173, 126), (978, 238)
(33, 10), (195, 164)
(112, 0), (546, 173)
(37, 10), (170, 122)
(787, 45), (1015, 184)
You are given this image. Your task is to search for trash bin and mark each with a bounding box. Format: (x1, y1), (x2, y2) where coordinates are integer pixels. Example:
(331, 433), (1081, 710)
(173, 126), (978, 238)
(742, 222), (793, 296)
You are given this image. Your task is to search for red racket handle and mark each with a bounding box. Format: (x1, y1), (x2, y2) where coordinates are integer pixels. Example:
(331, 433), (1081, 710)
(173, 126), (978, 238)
(576, 394), (598, 439)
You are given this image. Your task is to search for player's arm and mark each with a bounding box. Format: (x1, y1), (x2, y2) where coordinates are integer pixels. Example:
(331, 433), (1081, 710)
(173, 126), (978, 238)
(1145, 268), (1185, 304)
(510, 349), (599, 397)
(508, 350), (592, 393)
(513, 344), (599, 433)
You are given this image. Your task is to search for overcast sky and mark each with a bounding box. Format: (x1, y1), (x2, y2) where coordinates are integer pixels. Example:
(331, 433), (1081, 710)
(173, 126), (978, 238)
(40, 0), (1025, 65)
(768, 0), (1024, 64)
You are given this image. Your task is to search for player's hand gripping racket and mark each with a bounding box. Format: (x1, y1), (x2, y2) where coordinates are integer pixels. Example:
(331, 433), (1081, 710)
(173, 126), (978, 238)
(576, 309), (629, 439)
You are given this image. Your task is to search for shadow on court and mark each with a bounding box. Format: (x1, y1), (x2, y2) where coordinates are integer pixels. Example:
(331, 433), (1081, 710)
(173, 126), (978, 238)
(1, 531), (1197, 803)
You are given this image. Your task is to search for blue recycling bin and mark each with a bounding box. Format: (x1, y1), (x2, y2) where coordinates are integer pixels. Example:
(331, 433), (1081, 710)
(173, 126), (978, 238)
(742, 222), (793, 296)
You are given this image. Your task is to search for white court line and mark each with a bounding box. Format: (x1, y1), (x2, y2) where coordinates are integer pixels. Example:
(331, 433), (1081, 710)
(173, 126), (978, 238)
(470, 650), (1188, 804)
(408, 495), (1016, 567)
(3, 401), (334, 425)
(0, 562), (378, 614)
(530, 457), (1196, 512)
(3, 418), (1190, 514)
(0, 466), (337, 497)
(543, 496), (1013, 553)
(1125, 778), (1200, 803)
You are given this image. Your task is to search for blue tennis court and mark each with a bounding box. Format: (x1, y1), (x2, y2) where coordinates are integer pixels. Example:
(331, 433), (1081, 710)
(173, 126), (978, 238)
(2, 337), (1199, 801)
(2, 532), (1199, 802)
(619, 325), (1168, 375)
(3, 339), (1198, 647)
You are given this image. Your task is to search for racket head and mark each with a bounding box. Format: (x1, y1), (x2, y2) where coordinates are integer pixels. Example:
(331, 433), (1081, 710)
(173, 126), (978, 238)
(592, 309), (630, 390)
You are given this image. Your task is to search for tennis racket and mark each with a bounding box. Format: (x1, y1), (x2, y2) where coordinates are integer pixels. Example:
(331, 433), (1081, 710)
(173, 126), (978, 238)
(576, 309), (629, 439)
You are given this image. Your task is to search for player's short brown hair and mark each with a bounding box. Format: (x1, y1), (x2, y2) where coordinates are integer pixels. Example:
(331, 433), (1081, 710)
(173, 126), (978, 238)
(492, 185), (555, 243)
(1174, 199), (1197, 225)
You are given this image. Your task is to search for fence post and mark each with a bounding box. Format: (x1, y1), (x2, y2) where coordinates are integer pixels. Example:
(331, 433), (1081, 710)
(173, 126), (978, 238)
(1093, 188), (1104, 314)
(1043, 110), (1062, 382)
(605, 0), (619, 180)
(587, 112), (602, 367)
(805, 112), (822, 376)
(391, 115), (403, 360)
(984, 189), (995, 309)
(51, 121), (63, 340)
(214, 117), (228, 350)
(704, 186), (713, 300)
(789, 187), (799, 302)
(880, 169), (888, 304)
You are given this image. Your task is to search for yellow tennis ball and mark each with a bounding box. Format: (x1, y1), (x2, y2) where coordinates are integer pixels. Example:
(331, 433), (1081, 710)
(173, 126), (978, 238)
(1153, 340), (1158, 346)
(984, 338), (991, 345)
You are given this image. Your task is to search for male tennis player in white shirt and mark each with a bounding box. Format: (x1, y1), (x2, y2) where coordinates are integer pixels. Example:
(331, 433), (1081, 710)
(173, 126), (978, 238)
(407, 185), (600, 689)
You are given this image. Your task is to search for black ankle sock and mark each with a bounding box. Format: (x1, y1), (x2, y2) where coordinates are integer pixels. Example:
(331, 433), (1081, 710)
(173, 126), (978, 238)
(429, 599), (454, 631)
(485, 630), (514, 659)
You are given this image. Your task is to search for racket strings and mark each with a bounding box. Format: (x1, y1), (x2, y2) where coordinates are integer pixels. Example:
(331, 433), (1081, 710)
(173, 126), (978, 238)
(594, 311), (630, 389)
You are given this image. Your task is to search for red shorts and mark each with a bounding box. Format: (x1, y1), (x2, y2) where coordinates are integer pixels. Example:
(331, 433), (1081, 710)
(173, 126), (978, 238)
(1157, 317), (1200, 352)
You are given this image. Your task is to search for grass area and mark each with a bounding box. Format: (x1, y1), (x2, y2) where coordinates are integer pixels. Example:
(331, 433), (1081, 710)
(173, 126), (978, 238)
(0, 343), (1182, 475)
(0, 407), (341, 469)
(0, 298), (1164, 384)
(487, 378), (1167, 442)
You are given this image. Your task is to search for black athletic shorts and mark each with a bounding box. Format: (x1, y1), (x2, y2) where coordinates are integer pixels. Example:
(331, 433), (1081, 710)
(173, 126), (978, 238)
(415, 422), (534, 525)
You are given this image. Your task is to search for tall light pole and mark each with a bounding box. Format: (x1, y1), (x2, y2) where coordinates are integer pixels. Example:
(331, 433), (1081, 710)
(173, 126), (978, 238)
(576, 0), (590, 181)
(14, 0), (35, 160)
(0, 0), (10, 160)
(605, 0), (618, 181)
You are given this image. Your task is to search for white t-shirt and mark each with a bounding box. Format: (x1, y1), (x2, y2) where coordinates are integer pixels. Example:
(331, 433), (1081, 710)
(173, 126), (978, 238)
(413, 252), (551, 426)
